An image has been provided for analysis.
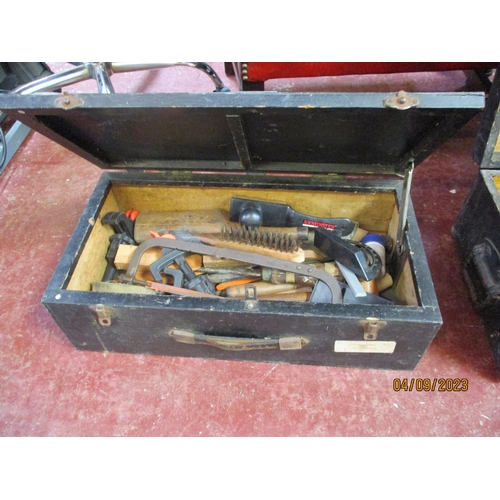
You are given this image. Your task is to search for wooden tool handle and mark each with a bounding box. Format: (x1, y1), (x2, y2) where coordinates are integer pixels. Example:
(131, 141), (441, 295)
(134, 210), (230, 243)
(225, 281), (303, 298)
(134, 210), (311, 244)
(260, 292), (311, 302)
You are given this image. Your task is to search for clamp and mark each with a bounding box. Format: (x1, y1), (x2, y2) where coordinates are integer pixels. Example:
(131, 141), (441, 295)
(101, 211), (136, 281)
(150, 248), (215, 294)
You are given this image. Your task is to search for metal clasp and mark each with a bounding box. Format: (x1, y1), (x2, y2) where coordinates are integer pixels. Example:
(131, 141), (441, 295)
(244, 285), (259, 311)
(360, 317), (387, 341)
(91, 304), (112, 326)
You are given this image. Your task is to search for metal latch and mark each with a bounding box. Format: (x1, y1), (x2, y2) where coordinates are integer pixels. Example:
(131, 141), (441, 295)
(91, 304), (112, 326)
(383, 91), (419, 110)
(56, 92), (84, 110)
(360, 317), (387, 340)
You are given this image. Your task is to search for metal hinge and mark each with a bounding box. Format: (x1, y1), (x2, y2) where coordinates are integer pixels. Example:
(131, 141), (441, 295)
(360, 317), (387, 341)
(55, 92), (84, 110)
(383, 91), (419, 110)
(241, 63), (249, 82)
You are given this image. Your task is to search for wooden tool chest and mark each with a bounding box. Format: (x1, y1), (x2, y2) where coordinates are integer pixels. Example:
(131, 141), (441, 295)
(0, 90), (484, 370)
(453, 69), (500, 366)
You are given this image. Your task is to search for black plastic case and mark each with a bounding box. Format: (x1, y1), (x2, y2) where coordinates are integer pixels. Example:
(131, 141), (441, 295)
(453, 70), (500, 366)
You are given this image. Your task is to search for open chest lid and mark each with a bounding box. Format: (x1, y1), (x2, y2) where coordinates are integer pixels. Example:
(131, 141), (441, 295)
(0, 90), (485, 175)
(473, 70), (500, 169)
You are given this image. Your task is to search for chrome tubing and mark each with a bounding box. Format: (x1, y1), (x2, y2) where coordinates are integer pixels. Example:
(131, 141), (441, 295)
(11, 62), (229, 95)
(11, 64), (92, 95)
(110, 62), (229, 91)
(88, 62), (115, 94)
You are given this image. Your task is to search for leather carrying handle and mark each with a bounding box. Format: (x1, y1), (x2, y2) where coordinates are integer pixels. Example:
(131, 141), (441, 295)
(472, 239), (500, 297)
(169, 329), (307, 351)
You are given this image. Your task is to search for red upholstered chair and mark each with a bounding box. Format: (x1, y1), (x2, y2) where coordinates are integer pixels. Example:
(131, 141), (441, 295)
(225, 62), (497, 91)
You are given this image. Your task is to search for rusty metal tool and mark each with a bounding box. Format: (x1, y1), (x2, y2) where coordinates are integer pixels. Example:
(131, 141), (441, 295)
(148, 227), (306, 262)
(119, 237), (342, 304)
(220, 224), (302, 252)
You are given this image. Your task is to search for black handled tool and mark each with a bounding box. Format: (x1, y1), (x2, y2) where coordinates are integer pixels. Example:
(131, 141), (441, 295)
(150, 248), (215, 294)
(229, 198), (356, 237)
(149, 249), (185, 287)
(102, 233), (135, 281)
(101, 212), (136, 281)
(313, 228), (382, 282)
(102, 212), (135, 240)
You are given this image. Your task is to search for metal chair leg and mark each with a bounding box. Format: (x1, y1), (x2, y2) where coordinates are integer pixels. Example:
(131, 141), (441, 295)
(12, 62), (230, 95)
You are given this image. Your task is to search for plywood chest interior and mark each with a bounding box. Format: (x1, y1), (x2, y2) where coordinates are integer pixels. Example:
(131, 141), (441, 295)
(67, 181), (418, 307)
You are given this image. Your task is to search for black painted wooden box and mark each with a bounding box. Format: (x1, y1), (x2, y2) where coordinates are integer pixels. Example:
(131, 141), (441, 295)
(0, 90), (484, 369)
(453, 70), (500, 366)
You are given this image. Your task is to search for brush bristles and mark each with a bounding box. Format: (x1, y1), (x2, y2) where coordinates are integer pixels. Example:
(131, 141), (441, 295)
(220, 225), (300, 253)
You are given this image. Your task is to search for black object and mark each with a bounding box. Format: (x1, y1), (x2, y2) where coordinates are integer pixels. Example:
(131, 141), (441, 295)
(313, 228), (382, 281)
(0, 63), (54, 174)
(0, 92), (483, 174)
(470, 239), (500, 304)
(102, 233), (135, 282)
(151, 248), (215, 294)
(229, 197), (356, 236)
(149, 249), (186, 287)
(101, 212), (135, 240)
(101, 212), (136, 282)
(453, 67), (500, 367)
(454, 177), (500, 311)
(177, 255), (216, 295)
(0, 90), (485, 370)
(311, 280), (393, 305)
(0, 63), (53, 92)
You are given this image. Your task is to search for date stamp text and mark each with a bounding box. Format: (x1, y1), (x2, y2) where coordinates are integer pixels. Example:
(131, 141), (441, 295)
(393, 378), (468, 392)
